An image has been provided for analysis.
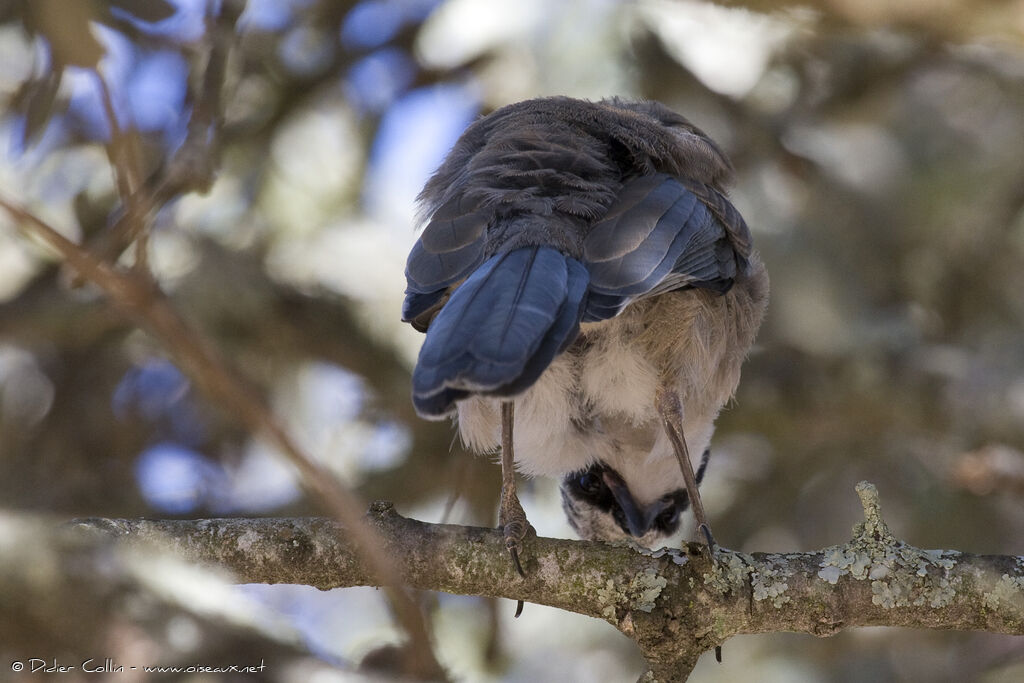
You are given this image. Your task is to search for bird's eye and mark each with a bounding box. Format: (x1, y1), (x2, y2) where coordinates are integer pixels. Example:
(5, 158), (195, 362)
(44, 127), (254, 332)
(577, 472), (602, 494)
(656, 506), (679, 529)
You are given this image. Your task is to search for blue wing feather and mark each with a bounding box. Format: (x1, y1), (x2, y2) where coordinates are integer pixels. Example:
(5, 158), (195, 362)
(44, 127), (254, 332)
(411, 246), (588, 417)
(402, 194), (489, 328)
(581, 174), (746, 321)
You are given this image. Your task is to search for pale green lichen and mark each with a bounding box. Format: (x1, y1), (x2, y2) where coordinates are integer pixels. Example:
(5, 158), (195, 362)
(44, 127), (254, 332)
(595, 567), (669, 619)
(637, 545), (688, 566)
(983, 574), (1024, 612)
(665, 548), (689, 566)
(816, 482), (963, 609)
(703, 551), (752, 594)
(596, 579), (619, 619)
(818, 565), (844, 585)
(701, 550), (794, 608)
(633, 569), (669, 612)
(751, 558), (793, 608)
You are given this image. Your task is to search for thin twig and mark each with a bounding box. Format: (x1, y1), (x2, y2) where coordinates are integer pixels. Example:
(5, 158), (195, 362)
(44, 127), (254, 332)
(91, 69), (150, 275)
(87, 0), (239, 268)
(93, 70), (141, 198)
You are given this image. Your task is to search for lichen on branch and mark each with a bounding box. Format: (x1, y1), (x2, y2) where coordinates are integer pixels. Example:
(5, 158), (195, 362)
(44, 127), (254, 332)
(74, 482), (1024, 682)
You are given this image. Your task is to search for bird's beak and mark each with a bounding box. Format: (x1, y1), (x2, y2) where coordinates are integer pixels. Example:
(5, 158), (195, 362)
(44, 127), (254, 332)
(602, 470), (656, 538)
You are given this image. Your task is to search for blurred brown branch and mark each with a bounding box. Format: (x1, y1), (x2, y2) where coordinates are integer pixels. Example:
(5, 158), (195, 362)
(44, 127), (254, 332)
(953, 444), (1024, 496)
(82, 0), (244, 273)
(77, 482), (1024, 683)
(0, 239), (463, 513)
(0, 196), (446, 680)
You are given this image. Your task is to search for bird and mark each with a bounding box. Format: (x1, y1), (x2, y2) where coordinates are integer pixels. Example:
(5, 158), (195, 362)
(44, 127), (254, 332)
(402, 96), (768, 570)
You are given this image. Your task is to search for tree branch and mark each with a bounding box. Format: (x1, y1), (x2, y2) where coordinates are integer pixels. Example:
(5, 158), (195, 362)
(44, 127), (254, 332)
(75, 482), (1024, 682)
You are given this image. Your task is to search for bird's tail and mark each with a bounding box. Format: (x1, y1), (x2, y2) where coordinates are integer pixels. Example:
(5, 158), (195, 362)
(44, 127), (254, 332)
(412, 246), (589, 417)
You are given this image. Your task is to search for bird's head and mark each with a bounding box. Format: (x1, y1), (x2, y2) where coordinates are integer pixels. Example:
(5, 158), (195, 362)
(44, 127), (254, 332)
(559, 450), (709, 547)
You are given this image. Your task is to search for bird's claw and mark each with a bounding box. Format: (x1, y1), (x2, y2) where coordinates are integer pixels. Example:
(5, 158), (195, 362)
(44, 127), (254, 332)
(501, 511), (532, 576)
(502, 523), (529, 618)
(698, 523), (724, 663)
(696, 522), (718, 563)
(699, 523), (717, 551)
(505, 534), (526, 578)
(499, 482), (530, 576)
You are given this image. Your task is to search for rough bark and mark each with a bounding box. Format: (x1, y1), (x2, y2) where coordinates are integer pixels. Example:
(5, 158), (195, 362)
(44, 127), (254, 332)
(74, 483), (1024, 682)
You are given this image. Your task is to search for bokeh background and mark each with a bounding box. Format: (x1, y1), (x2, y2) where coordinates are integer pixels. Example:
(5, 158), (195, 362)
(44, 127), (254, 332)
(1, 0), (1023, 680)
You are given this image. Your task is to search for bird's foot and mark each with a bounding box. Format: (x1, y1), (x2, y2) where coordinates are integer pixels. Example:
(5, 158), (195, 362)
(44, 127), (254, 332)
(698, 522), (718, 558)
(693, 522), (723, 664)
(693, 525), (720, 579)
(499, 488), (532, 618)
(499, 488), (531, 578)
(655, 387), (719, 562)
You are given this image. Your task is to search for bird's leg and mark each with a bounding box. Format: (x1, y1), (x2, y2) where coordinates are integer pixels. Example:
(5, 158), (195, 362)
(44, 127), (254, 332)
(657, 388), (725, 662)
(499, 401), (530, 574)
(499, 401), (529, 617)
(655, 387), (716, 553)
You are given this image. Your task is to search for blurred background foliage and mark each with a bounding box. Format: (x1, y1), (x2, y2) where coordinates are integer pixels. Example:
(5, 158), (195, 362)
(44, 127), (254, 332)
(1, 0), (1023, 680)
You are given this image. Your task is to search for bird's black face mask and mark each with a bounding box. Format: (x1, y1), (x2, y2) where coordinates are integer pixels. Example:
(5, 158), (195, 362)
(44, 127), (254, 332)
(559, 450), (709, 544)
